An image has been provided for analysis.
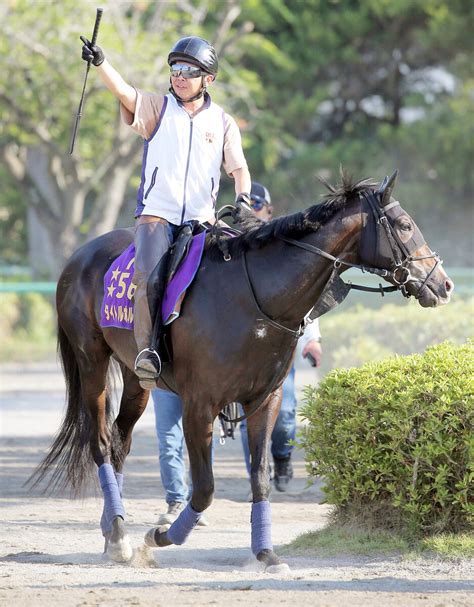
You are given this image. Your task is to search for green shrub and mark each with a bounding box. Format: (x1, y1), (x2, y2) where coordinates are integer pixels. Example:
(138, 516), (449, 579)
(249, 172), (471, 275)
(318, 296), (474, 373)
(299, 341), (474, 536)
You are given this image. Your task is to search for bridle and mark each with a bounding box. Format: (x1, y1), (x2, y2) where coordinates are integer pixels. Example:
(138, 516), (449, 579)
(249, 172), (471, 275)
(278, 189), (442, 300)
(215, 188), (442, 310)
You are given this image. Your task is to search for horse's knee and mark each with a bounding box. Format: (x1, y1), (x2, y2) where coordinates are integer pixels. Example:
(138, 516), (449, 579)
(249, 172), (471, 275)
(191, 480), (214, 512)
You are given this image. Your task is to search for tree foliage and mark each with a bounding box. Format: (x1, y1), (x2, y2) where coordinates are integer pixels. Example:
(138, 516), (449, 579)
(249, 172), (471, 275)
(0, 0), (471, 277)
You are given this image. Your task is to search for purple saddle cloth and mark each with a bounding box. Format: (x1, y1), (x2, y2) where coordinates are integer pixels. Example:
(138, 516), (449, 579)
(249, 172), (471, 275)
(100, 231), (206, 331)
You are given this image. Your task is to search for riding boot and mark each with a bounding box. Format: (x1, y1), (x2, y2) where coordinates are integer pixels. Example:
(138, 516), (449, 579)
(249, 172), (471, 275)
(134, 286), (161, 390)
(133, 218), (170, 390)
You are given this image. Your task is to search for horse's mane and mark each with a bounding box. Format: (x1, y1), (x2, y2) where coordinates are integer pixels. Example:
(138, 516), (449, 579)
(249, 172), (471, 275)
(207, 171), (377, 259)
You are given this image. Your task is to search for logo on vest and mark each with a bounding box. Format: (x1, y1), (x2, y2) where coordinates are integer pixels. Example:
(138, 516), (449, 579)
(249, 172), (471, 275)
(205, 131), (215, 144)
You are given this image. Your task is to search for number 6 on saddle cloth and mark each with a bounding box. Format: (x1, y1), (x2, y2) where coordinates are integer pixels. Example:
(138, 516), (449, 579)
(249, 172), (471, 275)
(100, 222), (207, 363)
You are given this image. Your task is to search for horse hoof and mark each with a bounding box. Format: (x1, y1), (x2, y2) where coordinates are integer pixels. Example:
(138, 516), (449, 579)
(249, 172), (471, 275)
(256, 548), (287, 572)
(104, 516), (133, 562)
(144, 525), (172, 548)
(107, 536), (133, 562)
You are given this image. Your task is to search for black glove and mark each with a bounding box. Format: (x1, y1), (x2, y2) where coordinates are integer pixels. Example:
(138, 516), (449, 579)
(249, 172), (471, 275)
(232, 192), (254, 222)
(80, 35), (105, 66)
(235, 192), (252, 209)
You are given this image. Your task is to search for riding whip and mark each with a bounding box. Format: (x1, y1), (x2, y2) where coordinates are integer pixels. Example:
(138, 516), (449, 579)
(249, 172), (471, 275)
(69, 8), (103, 155)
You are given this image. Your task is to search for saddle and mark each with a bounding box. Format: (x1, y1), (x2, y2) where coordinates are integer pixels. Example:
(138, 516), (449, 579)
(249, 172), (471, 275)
(100, 223), (207, 362)
(147, 222), (206, 364)
(147, 221), (203, 326)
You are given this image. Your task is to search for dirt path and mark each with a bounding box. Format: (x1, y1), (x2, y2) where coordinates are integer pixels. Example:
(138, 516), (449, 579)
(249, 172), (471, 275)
(0, 363), (472, 606)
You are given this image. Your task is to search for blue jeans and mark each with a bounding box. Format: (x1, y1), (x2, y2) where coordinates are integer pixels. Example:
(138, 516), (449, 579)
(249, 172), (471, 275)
(152, 388), (189, 504)
(240, 365), (297, 475)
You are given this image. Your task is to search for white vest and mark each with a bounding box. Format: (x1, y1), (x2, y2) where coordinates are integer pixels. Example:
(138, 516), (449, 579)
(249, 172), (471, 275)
(136, 94), (225, 224)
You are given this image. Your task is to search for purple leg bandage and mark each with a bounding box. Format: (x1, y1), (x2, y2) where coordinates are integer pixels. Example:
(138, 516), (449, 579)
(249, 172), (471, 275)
(100, 470), (124, 533)
(167, 503), (202, 545)
(98, 464), (125, 535)
(251, 500), (273, 555)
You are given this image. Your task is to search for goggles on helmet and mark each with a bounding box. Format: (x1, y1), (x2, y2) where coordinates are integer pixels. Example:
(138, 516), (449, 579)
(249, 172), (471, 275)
(170, 64), (205, 79)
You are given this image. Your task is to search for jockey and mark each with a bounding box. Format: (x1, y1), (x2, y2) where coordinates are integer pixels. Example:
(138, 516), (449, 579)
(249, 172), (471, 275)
(81, 35), (252, 389)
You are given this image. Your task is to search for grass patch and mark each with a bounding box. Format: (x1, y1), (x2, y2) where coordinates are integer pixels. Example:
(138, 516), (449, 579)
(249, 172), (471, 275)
(282, 524), (474, 559)
(420, 533), (474, 559)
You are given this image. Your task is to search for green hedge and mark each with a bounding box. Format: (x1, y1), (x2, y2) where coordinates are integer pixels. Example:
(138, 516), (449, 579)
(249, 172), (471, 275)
(299, 341), (474, 535)
(318, 296), (474, 373)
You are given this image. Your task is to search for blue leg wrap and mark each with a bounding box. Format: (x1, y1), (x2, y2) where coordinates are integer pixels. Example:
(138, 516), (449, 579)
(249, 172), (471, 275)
(167, 503), (202, 545)
(251, 500), (273, 555)
(100, 470), (124, 533)
(98, 464), (125, 535)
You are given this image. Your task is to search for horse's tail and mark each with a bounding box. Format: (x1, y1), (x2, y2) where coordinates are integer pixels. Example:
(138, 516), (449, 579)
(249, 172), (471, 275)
(26, 323), (114, 496)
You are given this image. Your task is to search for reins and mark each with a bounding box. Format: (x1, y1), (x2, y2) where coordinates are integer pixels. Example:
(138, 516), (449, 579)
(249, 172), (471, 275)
(242, 251), (304, 337)
(276, 234), (400, 295)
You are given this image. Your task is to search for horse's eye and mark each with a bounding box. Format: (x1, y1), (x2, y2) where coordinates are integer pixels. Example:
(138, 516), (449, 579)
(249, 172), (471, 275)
(400, 222), (412, 232)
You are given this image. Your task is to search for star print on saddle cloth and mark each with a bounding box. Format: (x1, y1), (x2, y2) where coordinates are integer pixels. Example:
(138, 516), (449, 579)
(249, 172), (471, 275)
(100, 243), (136, 330)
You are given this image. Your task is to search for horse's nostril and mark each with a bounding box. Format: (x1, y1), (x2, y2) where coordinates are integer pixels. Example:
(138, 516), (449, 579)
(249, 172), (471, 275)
(445, 280), (454, 293)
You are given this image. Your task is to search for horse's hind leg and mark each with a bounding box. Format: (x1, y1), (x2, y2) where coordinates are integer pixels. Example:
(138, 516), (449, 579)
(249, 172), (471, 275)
(145, 398), (213, 549)
(99, 366), (150, 561)
(246, 389), (288, 571)
(112, 365), (150, 472)
(76, 351), (132, 562)
(110, 365), (149, 486)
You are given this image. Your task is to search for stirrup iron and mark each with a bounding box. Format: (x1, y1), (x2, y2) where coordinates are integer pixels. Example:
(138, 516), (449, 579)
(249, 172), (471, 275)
(134, 348), (162, 376)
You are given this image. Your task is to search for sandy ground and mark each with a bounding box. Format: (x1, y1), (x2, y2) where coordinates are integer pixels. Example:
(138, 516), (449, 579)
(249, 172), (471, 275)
(0, 362), (472, 607)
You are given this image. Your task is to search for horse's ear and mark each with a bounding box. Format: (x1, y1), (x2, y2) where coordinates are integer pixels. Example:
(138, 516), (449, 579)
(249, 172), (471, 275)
(378, 169), (399, 206)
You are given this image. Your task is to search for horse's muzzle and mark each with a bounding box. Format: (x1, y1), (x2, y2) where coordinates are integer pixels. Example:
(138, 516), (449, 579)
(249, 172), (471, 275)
(414, 273), (454, 307)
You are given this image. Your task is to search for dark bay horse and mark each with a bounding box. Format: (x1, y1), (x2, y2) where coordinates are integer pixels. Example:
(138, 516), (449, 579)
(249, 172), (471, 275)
(29, 171), (453, 568)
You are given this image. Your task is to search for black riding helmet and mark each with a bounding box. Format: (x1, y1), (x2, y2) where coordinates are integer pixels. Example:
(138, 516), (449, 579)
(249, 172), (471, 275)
(168, 36), (218, 76)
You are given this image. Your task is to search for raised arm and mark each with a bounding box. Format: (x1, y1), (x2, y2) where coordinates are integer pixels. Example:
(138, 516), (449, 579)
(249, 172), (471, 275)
(81, 37), (137, 114)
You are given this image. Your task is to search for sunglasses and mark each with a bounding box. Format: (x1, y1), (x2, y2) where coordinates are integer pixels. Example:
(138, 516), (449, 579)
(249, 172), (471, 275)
(170, 64), (204, 79)
(250, 196), (272, 212)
